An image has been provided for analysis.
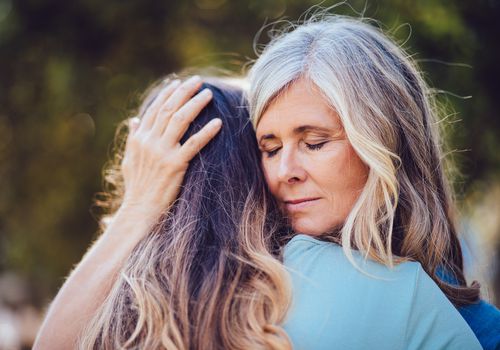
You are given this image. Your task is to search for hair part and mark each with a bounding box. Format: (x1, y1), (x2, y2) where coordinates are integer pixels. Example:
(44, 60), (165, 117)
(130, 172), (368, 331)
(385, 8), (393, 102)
(248, 14), (479, 306)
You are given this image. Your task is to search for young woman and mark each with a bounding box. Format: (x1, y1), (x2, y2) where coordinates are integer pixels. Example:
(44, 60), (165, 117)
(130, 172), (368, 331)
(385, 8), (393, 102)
(34, 78), (293, 349)
(248, 14), (497, 349)
(77, 79), (293, 349)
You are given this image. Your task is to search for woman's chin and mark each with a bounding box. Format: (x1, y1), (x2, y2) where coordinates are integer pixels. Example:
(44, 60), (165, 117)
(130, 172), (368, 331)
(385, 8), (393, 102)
(292, 221), (328, 237)
(292, 218), (342, 237)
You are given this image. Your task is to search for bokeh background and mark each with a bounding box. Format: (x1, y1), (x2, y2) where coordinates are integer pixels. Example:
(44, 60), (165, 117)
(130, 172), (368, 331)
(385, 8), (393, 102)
(0, 0), (499, 348)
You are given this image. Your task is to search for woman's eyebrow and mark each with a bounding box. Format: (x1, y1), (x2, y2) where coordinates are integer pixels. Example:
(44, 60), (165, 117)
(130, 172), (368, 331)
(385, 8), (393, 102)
(293, 125), (334, 134)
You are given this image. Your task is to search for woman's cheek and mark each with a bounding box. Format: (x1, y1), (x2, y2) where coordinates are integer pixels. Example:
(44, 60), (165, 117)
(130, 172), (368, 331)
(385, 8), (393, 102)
(262, 159), (279, 194)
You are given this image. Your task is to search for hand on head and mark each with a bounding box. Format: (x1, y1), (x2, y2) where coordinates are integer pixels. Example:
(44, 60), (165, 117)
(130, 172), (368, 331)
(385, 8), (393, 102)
(120, 76), (222, 226)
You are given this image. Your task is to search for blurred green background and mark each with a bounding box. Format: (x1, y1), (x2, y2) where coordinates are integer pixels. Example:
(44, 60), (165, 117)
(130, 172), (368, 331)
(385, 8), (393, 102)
(0, 0), (499, 347)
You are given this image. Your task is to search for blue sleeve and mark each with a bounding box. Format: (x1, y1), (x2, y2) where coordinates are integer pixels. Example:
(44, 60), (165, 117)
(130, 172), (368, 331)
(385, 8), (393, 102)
(406, 265), (483, 350)
(437, 267), (500, 349)
(459, 301), (500, 350)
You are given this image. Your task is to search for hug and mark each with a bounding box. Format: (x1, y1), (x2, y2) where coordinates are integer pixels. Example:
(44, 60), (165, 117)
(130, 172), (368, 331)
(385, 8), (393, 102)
(35, 14), (499, 350)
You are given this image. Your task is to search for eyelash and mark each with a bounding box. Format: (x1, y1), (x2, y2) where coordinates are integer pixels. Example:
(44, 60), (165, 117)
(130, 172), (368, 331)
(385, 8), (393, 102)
(305, 141), (327, 150)
(264, 141), (327, 158)
(265, 149), (280, 158)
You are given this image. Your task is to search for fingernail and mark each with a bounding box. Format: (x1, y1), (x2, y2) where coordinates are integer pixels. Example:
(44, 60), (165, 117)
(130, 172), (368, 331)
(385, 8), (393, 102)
(168, 79), (181, 88)
(201, 88), (212, 96)
(163, 78), (179, 85)
(190, 75), (201, 83)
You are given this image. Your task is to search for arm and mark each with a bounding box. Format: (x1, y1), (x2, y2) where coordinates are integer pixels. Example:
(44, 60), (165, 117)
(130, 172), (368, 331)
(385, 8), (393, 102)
(459, 300), (500, 350)
(438, 266), (500, 349)
(406, 265), (483, 350)
(33, 76), (222, 350)
(33, 205), (158, 350)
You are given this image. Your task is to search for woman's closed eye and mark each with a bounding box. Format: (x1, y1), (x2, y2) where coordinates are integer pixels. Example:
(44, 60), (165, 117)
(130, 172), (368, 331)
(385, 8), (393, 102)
(262, 141), (328, 157)
(264, 147), (281, 158)
(305, 141), (328, 150)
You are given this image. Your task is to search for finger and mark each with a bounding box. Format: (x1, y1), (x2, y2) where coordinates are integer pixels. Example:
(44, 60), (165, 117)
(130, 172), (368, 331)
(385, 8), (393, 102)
(123, 117), (140, 159)
(128, 117), (141, 135)
(180, 118), (222, 160)
(150, 75), (202, 135)
(125, 117), (140, 150)
(139, 79), (181, 132)
(161, 88), (213, 144)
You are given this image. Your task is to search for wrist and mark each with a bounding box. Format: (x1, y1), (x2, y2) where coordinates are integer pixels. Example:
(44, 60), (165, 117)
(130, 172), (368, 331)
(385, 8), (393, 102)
(118, 201), (162, 222)
(103, 204), (162, 240)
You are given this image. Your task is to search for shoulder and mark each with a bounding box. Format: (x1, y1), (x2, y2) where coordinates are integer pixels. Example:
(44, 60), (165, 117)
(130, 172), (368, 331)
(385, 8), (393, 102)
(282, 234), (420, 349)
(283, 234), (425, 316)
(404, 267), (484, 349)
(282, 234), (482, 350)
(284, 234), (421, 285)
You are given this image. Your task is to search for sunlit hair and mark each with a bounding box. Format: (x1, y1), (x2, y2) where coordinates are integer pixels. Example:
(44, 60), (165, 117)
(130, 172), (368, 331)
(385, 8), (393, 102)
(78, 79), (292, 349)
(248, 15), (480, 306)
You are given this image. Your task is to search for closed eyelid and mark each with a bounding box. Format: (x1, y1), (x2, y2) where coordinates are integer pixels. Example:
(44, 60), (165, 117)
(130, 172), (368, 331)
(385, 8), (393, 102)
(304, 137), (329, 143)
(259, 141), (281, 153)
(304, 128), (341, 138)
(258, 133), (278, 144)
(304, 140), (328, 151)
(259, 137), (282, 147)
(261, 146), (281, 158)
(302, 135), (331, 146)
(305, 140), (328, 145)
(306, 132), (344, 143)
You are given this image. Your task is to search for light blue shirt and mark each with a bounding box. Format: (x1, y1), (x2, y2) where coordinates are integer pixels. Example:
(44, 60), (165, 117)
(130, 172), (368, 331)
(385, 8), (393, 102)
(283, 234), (482, 350)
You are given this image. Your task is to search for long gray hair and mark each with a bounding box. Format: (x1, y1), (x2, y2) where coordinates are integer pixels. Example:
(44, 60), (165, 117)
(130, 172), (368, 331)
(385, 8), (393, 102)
(248, 15), (479, 306)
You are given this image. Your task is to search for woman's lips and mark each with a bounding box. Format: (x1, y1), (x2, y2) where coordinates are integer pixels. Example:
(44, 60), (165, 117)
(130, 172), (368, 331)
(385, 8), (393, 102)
(284, 198), (321, 212)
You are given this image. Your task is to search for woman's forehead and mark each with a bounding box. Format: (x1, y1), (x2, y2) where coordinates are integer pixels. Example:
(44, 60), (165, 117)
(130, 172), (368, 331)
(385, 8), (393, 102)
(256, 80), (342, 135)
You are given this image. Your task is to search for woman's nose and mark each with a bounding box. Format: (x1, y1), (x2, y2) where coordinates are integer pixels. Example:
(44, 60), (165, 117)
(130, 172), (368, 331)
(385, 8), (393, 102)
(277, 148), (306, 184)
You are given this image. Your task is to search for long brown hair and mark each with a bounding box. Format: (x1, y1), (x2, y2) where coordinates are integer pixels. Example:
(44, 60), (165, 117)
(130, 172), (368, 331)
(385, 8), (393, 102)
(78, 79), (292, 349)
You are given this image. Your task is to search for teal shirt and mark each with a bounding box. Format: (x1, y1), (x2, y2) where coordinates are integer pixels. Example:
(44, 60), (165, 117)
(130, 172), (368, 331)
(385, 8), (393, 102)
(283, 234), (482, 350)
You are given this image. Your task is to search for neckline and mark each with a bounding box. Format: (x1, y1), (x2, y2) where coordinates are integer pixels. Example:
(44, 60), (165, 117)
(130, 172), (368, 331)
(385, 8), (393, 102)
(288, 233), (329, 245)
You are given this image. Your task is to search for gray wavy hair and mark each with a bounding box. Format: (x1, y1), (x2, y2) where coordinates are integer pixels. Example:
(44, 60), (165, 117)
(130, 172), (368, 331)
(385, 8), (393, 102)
(248, 14), (479, 306)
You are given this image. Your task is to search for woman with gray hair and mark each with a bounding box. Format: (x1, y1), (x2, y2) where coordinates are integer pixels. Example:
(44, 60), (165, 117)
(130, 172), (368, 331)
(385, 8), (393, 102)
(248, 14), (497, 349)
